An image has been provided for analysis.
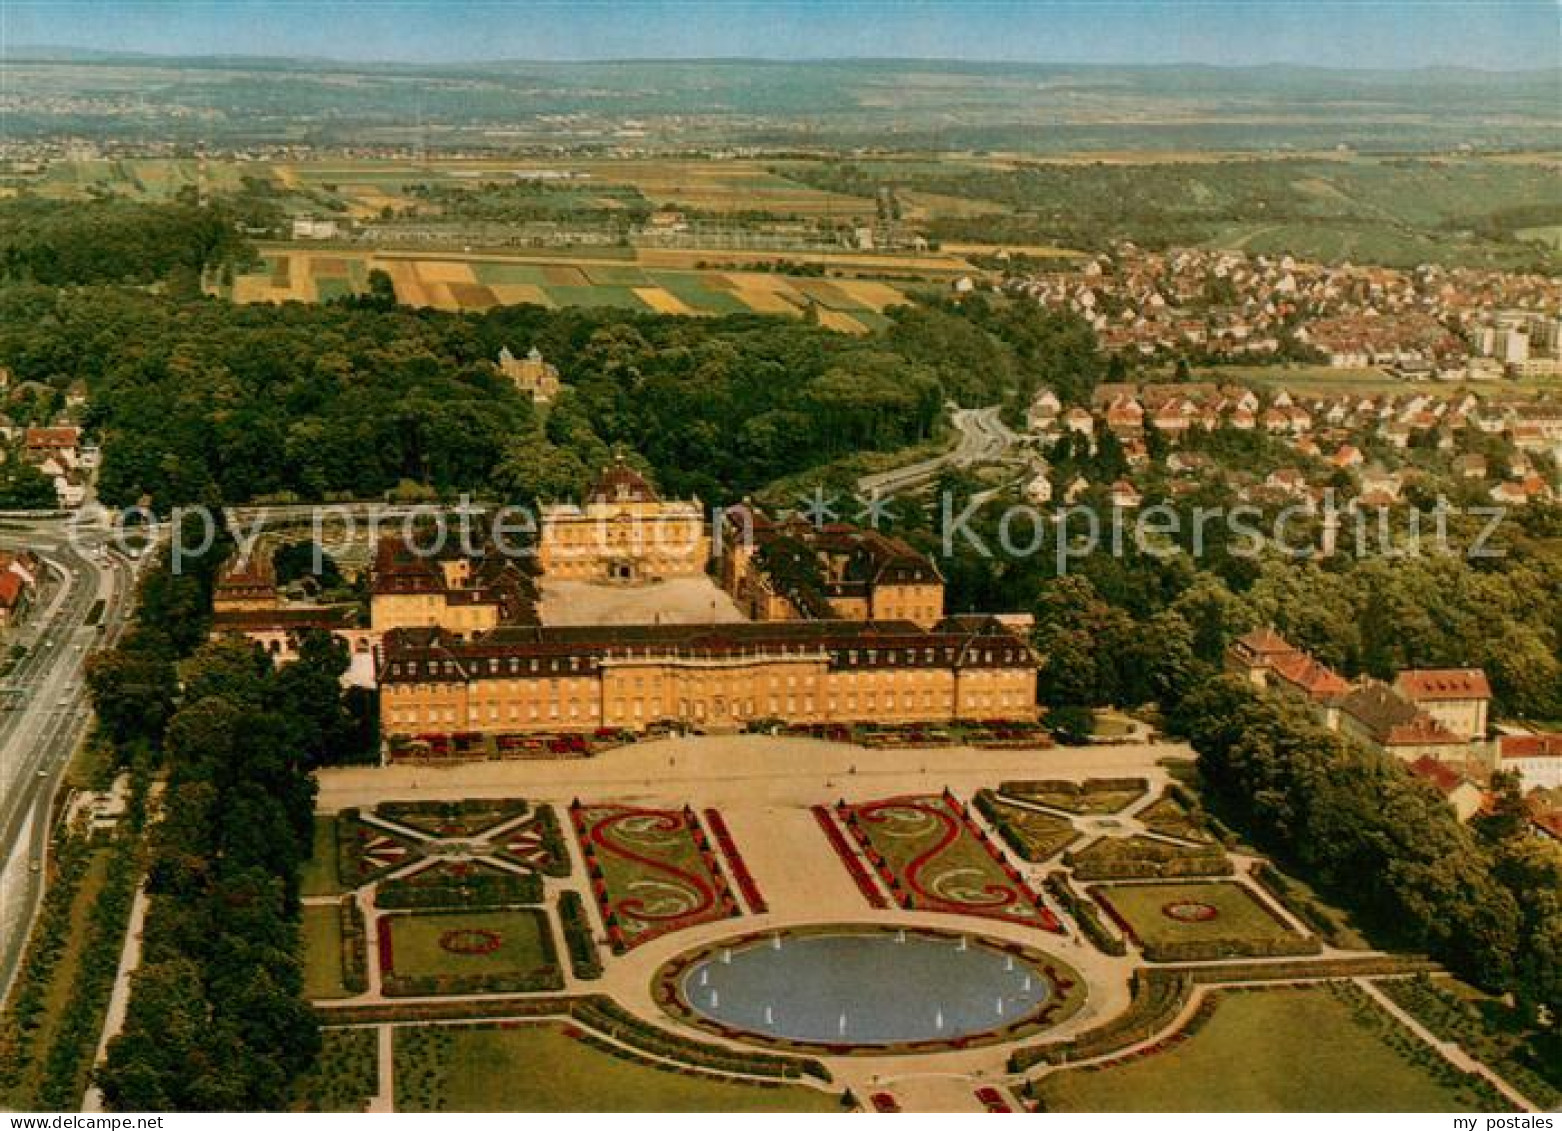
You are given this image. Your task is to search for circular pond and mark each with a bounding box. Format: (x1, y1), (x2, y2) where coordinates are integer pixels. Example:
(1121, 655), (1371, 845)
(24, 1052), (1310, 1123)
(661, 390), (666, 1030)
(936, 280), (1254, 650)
(656, 926), (1082, 1051)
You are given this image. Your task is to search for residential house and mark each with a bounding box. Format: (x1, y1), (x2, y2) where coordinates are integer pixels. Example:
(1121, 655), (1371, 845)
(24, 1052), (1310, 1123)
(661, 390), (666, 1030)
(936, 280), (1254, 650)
(1408, 756), (1487, 822)
(1392, 668), (1491, 741)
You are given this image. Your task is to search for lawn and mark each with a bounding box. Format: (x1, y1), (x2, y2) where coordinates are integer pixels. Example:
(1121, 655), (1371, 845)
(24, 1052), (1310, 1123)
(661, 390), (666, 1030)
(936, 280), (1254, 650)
(381, 908), (562, 995)
(1033, 985), (1500, 1112)
(1090, 881), (1311, 959)
(394, 1023), (841, 1113)
(301, 904), (355, 1000)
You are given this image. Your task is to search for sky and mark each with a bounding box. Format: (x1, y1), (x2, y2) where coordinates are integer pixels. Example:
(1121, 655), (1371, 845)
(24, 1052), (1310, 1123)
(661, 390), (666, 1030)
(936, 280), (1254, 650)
(1, 0), (1558, 71)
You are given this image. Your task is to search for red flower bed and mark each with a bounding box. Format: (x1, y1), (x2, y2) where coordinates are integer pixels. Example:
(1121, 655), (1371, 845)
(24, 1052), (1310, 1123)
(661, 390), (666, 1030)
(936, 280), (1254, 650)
(811, 805), (888, 909)
(439, 927), (504, 956)
(1161, 900), (1219, 923)
(376, 918), (396, 975)
(702, 808), (767, 914)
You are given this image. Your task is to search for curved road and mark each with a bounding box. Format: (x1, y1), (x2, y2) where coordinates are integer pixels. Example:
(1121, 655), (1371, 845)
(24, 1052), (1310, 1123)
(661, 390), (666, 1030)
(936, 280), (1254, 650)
(0, 513), (140, 1000)
(858, 405), (1026, 499)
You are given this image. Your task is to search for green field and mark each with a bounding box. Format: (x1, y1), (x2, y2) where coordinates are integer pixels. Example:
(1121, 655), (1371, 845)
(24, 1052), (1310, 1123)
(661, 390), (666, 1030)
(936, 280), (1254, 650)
(1092, 881), (1303, 948)
(299, 816), (342, 897)
(301, 904), (354, 1000)
(1033, 985), (1498, 1112)
(394, 1023), (840, 1113)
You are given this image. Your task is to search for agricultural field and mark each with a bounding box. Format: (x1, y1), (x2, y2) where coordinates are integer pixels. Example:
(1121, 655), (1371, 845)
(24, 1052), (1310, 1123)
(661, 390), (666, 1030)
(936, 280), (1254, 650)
(221, 247), (919, 329)
(1031, 984), (1505, 1112)
(393, 1022), (840, 1113)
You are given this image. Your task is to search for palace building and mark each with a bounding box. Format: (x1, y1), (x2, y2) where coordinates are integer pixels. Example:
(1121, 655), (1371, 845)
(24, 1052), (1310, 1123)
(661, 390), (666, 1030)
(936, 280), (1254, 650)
(537, 460), (709, 583)
(717, 505), (945, 629)
(369, 536), (538, 636)
(377, 615), (1038, 736)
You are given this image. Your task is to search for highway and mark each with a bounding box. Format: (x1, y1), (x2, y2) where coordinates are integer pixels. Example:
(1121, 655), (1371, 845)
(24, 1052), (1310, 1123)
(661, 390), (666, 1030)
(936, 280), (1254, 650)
(858, 404), (1027, 499)
(0, 512), (141, 1001)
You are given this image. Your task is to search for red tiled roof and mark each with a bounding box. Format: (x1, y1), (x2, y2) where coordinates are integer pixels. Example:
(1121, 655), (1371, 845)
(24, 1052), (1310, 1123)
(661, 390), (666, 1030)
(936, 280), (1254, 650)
(1500, 733), (1562, 759)
(0, 571), (22, 608)
(588, 460), (660, 504)
(1232, 627), (1298, 658)
(1395, 668), (1492, 702)
(1409, 755), (1468, 795)
(1269, 653), (1351, 700)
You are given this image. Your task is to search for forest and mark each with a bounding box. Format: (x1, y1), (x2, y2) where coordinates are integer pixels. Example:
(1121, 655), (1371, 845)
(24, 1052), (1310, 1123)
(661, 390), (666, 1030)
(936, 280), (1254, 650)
(0, 283), (1091, 510)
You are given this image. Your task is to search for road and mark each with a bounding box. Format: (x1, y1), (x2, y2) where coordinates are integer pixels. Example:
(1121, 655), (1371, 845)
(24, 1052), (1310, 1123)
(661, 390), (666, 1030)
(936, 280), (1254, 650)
(858, 405), (1026, 499)
(0, 512), (141, 1001)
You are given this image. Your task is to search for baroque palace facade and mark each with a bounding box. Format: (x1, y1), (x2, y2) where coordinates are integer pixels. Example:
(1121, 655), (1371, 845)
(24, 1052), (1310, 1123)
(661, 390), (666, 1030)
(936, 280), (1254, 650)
(379, 616), (1038, 734)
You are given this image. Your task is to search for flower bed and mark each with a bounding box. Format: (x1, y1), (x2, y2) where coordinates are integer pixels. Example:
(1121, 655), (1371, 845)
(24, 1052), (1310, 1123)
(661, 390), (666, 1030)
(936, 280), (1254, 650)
(492, 805), (570, 877)
(997, 778), (1148, 815)
(377, 798), (530, 839)
(810, 806), (888, 909)
(974, 789), (1080, 862)
(702, 808), (767, 914)
(376, 859), (543, 910)
(336, 812), (420, 886)
(835, 792), (1061, 931)
(570, 802), (740, 953)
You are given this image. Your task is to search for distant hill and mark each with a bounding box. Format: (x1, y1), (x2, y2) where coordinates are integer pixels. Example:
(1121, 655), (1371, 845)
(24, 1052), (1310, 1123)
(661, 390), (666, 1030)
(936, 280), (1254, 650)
(0, 52), (1555, 151)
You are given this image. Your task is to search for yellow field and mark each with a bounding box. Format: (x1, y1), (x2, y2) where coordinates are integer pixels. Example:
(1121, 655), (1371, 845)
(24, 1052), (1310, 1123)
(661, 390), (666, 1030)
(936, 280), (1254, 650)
(633, 286), (697, 315)
(223, 245), (924, 329)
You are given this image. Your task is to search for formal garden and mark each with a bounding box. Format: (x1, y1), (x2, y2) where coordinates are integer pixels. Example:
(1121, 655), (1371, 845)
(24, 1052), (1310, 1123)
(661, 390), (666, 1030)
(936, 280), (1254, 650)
(1027, 983), (1516, 1112)
(973, 790), (1080, 861)
(570, 802), (743, 952)
(997, 778), (1149, 815)
(830, 793), (1061, 930)
(377, 908), (564, 997)
(392, 1022), (843, 1112)
(1088, 880), (1320, 962)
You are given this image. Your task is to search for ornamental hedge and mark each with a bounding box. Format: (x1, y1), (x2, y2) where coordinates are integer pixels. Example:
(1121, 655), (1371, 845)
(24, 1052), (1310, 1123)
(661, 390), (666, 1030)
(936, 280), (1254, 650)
(558, 892), (602, 981)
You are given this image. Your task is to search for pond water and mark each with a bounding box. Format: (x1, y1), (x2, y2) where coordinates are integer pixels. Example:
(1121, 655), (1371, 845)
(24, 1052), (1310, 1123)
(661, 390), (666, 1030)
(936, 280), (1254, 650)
(677, 929), (1053, 1046)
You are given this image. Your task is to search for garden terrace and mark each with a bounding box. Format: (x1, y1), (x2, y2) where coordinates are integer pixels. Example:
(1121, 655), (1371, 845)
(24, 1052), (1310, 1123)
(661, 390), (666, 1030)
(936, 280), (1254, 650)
(570, 803), (741, 952)
(834, 793), (1061, 930)
(974, 790), (1080, 862)
(998, 778), (1148, 815)
(378, 907), (563, 997)
(1064, 834), (1232, 881)
(1089, 881), (1320, 962)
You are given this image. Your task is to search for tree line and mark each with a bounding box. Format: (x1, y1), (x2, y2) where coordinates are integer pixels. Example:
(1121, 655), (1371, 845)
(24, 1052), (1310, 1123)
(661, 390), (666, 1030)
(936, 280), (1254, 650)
(88, 521), (365, 1110)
